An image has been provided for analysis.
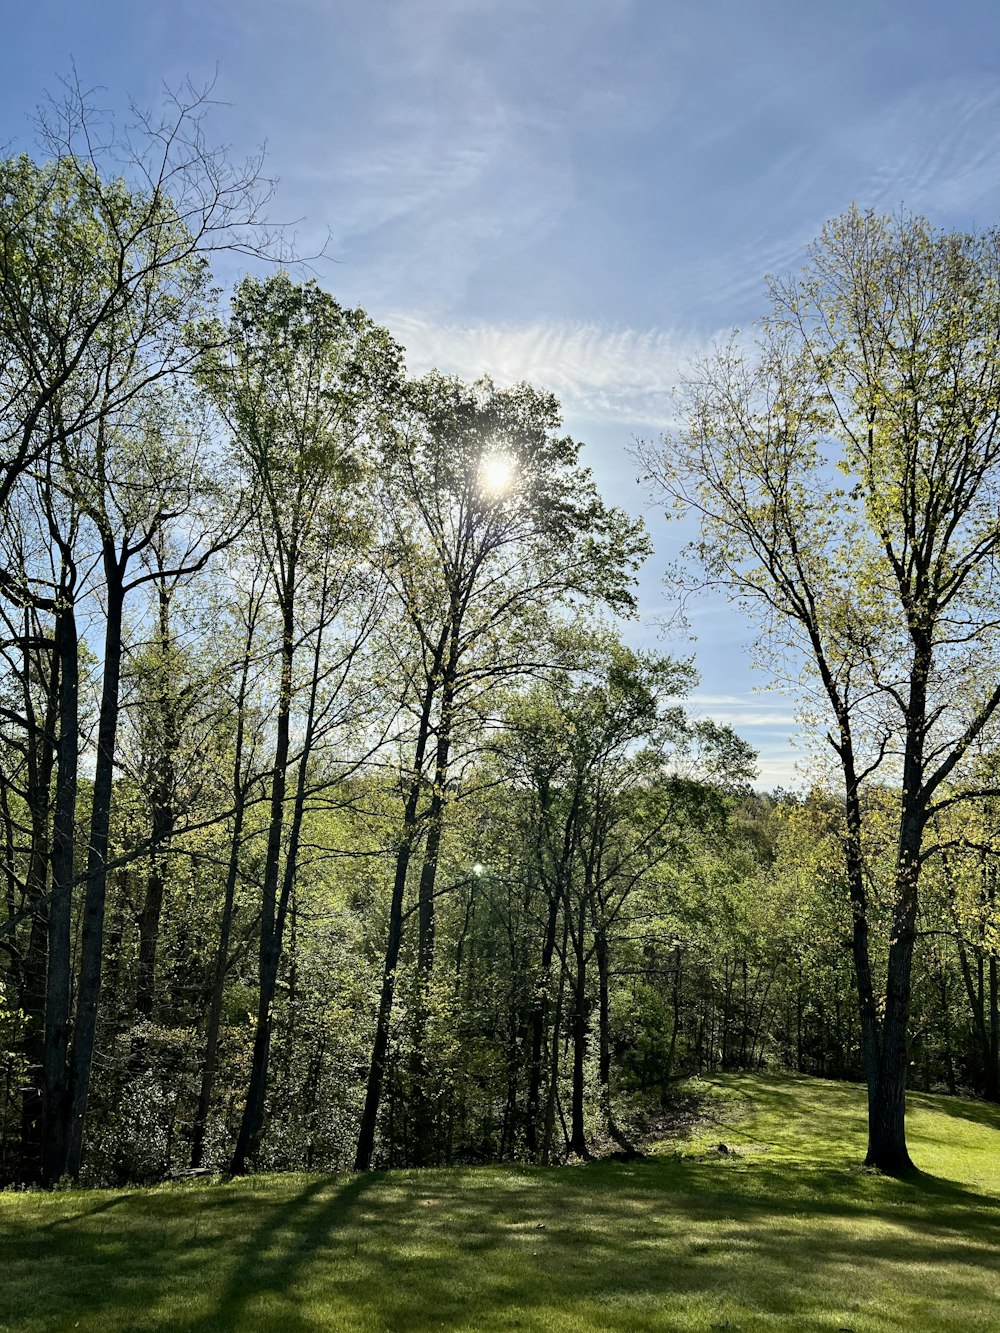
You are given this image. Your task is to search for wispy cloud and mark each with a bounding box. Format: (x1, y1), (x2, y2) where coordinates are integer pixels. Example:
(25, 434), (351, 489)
(687, 692), (799, 731)
(753, 751), (807, 792)
(853, 77), (1000, 215)
(389, 313), (714, 427)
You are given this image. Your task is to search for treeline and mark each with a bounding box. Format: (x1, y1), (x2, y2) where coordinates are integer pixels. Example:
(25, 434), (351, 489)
(1, 88), (999, 1187)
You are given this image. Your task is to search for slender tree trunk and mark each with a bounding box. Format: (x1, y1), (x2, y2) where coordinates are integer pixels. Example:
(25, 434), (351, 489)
(191, 594), (258, 1167)
(135, 583), (178, 1018)
(525, 881), (560, 1156)
(42, 596), (78, 1185)
(988, 952), (999, 1102)
(596, 929), (611, 1112)
(987, 867), (1000, 1102)
(190, 797), (246, 1168)
(409, 663), (458, 1166)
(65, 572), (125, 1179)
(17, 653), (57, 1180)
(236, 742), (310, 1170)
(355, 654), (443, 1172)
(541, 910), (570, 1165)
(355, 841), (412, 1171)
(416, 706), (453, 976)
(665, 946), (682, 1086)
(569, 926), (589, 1158)
(937, 956), (956, 1095)
(231, 584), (296, 1175)
(594, 924), (627, 1145)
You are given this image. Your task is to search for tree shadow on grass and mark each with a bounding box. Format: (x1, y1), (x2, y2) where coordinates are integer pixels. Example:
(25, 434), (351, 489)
(0, 1174), (377, 1333)
(3, 1133), (998, 1332)
(279, 1158), (1000, 1331)
(180, 1173), (374, 1332)
(908, 1089), (1000, 1132)
(41, 1192), (133, 1231)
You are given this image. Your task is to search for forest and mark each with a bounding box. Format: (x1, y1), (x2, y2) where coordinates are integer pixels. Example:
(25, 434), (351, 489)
(2, 81), (999, 1198)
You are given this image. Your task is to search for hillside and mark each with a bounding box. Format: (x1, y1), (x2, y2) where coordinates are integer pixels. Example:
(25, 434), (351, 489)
(1, 1074), (997, 1332)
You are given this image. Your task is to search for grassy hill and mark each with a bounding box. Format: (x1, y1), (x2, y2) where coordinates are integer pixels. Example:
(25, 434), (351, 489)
(1, 1073), (997, 1331)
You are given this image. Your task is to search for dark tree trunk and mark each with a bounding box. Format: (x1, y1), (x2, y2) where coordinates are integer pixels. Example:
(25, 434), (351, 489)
(568, 903), (589, 1159)
(191, 595), (258, 1167)
(355, 653), (443, 1172)
(937, 957), (956, 1095)
(190, 797), (245, 1168)
(595, 924), (627, 1145)
(17, 706), (56, 1179)
(596, 929), (611, 1103)
(409, 741), (450, 1166)
(954, 928), (996, 1100)
(989, 951), (999, 1103)
(863, 790), (923, 1176)
(525, 881), (560, 1156)
(665, 946), (682, 1086)
(986, 866), (1000, 1102)
(231, 587), (296, 1176)
(354, 841), (412, 1171)
(42, 597), (78, 1185)
(65, 572), (125, 1180)
(408, 659), (459, 1167)
(541, 911), (569, 1165)
(135, 584), (178, 1019)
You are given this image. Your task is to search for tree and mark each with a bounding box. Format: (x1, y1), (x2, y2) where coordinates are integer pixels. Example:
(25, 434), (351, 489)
(642, 207), (1000, 1172)
(212, 272), (402, 1174)
(353, 375), (649, 1170)
(500, 637), (753, 1158)
(0, 77), (280, 1183)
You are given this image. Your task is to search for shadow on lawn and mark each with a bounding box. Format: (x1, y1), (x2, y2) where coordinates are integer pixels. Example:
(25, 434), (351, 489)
(3, 1130), (998, 1331)
(183, 1174), (374, 1333)
(42, 1191), (134, 1231)
(200, 1161), (999, 1329)
(709, 1070), (1000, 1157)
(908, 1089), (1000, 1132)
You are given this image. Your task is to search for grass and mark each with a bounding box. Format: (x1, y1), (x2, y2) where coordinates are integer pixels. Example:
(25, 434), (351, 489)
(0, 1073), (998, 1331)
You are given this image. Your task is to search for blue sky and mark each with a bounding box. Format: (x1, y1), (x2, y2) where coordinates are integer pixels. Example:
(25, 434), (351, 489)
(6, 0), (1000, 785)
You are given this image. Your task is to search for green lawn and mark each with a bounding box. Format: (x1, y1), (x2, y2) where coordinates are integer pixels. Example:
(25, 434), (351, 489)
(1, 1074), (998, 1331)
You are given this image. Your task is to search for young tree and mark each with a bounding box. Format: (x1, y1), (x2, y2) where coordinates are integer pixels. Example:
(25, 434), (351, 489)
(643, 207), (1000, 1172)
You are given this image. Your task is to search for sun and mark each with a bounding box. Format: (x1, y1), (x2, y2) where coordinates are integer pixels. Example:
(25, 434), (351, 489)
(478, 452), (515, 496)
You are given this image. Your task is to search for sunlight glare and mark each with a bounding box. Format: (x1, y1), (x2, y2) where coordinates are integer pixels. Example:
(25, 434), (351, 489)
(478, 452), (515, 496)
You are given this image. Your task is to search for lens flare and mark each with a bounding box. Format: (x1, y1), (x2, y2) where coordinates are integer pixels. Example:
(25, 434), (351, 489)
(478, 453), (515, 496)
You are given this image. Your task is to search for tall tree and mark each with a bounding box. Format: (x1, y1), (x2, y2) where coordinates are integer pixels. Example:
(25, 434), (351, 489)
(643, 207), (1000, 1173)
(213, 272), (402, 1175)
(0, 77), (279, 1184)
(354, 376), (649, 1170)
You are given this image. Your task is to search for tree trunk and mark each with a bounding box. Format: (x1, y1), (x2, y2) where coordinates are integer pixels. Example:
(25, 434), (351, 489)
(355, 653), (444, 1172)
(568, 929), (588, 1158)
(354, 841), (411, 1170)
(231, 585), (296, 1175)
(541, 910), (570, 1165)
(190, 797), (245, 1168)
(42, 596), (78, 1185)
(989, 952), (999, 1103)
(525, 881), (560, 1156)
(17, 673), (56, 1180)
(864, 806), (922, 1176)
(65, 573), (125, 1179)
(594, 924), (627, 1145)
(135, 583), (178, 1019)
